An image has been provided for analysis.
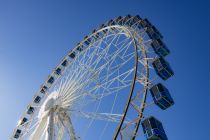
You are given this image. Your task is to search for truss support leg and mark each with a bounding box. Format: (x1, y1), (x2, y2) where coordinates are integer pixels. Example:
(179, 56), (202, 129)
(65, 115), (77, 140)
(48, 109), (54, 140)
(59, 109), (77, 140)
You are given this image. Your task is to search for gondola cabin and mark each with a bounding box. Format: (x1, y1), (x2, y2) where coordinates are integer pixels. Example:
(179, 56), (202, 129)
(151, 39), (170, 57)
(47, 76), (54, 84)
(69, 51), (76, 58)
(27, 106), (34, 115)
(146, 26), (163, 40)
(142, 116), (168, 140)
(150, 83), (174, 110)
(55, 67), (61, 75)
(152, 57), (174, 80)
(20, 117), (28, 125)
(140, 18), (152, 28)
(14, 129), (21, 138)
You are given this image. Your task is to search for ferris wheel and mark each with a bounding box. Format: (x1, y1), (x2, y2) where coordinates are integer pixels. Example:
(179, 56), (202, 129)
(11, 15), (175, 140)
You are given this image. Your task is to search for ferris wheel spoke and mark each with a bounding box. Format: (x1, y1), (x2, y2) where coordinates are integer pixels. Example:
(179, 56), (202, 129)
(105, 33), (128, 50)
(114, 35), (131, 48)
(84, 32), (119, 66)
(67, 110), (128, 124)
(58, 49), (134, 106)
(19, 114), (47, 138)
(58, 71), (100, 107)
(64, 33), (132, 91)
(57, 39), (113, 100)
(103, 30), (125, 43)
(90, 48), (133, 82)
(98, 60), (134, 84)
(87, 38), (121, 70)
(83, 87), (123, 102)
(81, 40), (105, 69)
(103, 38), (133, 64)
(65, 82), (124, 110)
(75, 74), (133, 104)
(59, 77), (102, 106)
(20, 121), (39, 138)
(102, 42), (134, 69)
(130, 20), (141, 31)
(92, 68), (134, 90)
(111, 32), (123, 47)
(57, 65), (92, 99)
(27, 114), (49, 140)
(57, 40), (104, 98)
(89, 35), (131, 71)
(57, 75), (73, 100)
(143, 39), (153, 46)
(58, 70), (97, 105)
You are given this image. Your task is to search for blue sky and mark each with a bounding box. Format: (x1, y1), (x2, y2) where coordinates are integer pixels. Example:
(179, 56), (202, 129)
(0, 0), (210, 139)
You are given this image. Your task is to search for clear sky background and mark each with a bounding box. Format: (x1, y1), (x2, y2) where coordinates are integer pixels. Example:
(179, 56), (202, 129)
(0, 0), (210, 139)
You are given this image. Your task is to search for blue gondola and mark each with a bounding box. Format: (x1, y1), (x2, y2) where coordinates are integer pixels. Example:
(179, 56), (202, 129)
(130, 15), (141, 25)
(20, 117), (28, 125)
(125, 15), (132, 25)
(121, 16), (129, 25)
(150, 83), (174, 110)
(142, 116), (168, 140)
(47, 76), (54, 84)
(14, 129), (21, 138)
(69, 52), (76, 58)
(135, 15), (142, 21)
(146, 26), (163, 40)
(151, 39), (170, 57)
(116, 16), (123, 25)
(100, 24), (108, 33)
(127, 15), (138, 26)
(55, 67), (61, 75)
(152, 57), (174, 80)
(40, 85), (47, 94)
(92, 29), (100, 39)
(127, 14), (132, 18)
(108, 20), (115, 26)
(34, 96), (41, 103)
(140, 18), (152, 28)
(61, 60), (68, 67)
(76, 44), (83, 52)
(151, 26), (163, 38)
(84, 36), (91, 45)
(116, 16), (122, 22)
(27, 106), (34, 115)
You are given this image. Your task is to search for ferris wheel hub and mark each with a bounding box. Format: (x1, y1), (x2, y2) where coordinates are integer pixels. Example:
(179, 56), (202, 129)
(38, 91), (60, 118)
